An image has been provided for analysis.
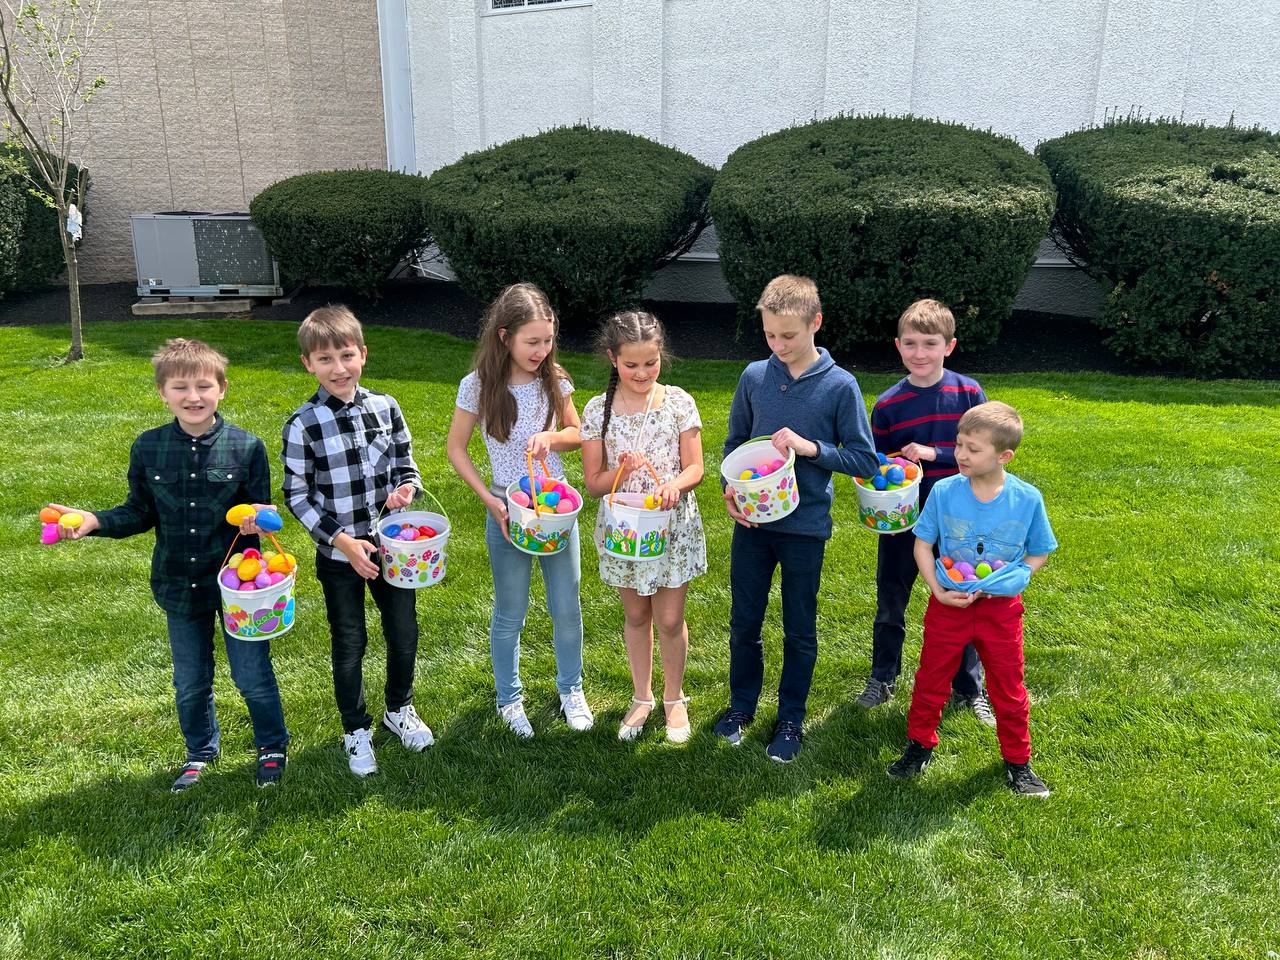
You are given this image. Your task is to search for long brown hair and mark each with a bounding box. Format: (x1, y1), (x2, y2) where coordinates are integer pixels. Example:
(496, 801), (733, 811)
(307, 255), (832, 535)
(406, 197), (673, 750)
(595, 309), (670, 459)
(473, 283), (572, 443)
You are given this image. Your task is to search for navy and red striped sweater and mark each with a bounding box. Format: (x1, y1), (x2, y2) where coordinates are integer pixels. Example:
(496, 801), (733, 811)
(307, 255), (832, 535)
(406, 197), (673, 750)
(870, 369), (987, 497)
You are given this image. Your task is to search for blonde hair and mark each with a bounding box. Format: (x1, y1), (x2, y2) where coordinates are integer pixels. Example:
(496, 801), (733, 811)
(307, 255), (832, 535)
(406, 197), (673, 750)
(756, 274), (822, 324)
(152, 338), (228, 386)
(898, 299), (956, 340)
(957, 401), (1024, 452)
(298, 304), (365, 356)
(472, 283), (571, 444)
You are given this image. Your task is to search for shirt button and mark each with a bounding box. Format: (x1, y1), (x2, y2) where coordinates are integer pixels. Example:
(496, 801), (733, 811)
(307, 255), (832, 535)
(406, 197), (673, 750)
(191, 583), (197, 589)
(190, 472), (196, 478)
(780, 384), (788, 392)
(189, 502), (196, 507)
(190, 557), (196, 563)
(189, 528), (196, 534)
(227, 473), (233, 479)
(154, 474), (161, 480)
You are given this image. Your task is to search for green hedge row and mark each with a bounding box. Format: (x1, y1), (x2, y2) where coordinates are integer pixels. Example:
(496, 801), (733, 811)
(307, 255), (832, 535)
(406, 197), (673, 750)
(0, 144), (90, 295)
(1038, 119), (1280, 377)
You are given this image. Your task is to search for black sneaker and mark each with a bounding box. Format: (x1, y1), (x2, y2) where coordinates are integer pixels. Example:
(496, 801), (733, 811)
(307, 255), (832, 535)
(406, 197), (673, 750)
(765, 721), (803, 763)
(712, 708), (754, 745)
(950, 690), (998, 728)
(256, 747), (287, 788)
(886, 740), (933, 779)
(1005, 761), (1051, 797)
(171, 760), (209, 793)
(855, 677), (895, 709)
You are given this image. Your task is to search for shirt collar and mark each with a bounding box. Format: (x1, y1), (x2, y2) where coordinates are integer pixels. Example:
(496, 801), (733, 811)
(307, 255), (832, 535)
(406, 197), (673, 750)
(768, 347), (834, 382)
(316, 384), (367, 413)
(169, 412), (224, 446)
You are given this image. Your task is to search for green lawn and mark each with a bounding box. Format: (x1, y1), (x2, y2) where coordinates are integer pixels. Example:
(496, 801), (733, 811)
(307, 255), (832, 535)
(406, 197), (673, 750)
(1, 320), (1277, 959)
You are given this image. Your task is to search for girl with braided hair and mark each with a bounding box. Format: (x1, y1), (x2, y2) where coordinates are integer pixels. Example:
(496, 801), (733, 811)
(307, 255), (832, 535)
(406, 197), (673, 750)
(581, 310), (707, 743)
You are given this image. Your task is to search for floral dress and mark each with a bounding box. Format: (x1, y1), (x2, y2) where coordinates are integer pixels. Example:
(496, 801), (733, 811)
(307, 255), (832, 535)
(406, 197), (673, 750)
(580, 385), (707, 596)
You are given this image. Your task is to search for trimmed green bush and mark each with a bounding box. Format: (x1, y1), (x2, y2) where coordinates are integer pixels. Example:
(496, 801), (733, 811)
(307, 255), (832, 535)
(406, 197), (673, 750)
(0, 153), (25, 295)
(710, 115), (1055, 347)
(249, 169), (430, 299)
(422, 126), (714, 328)
(0, 144), (90, 293)
(1038, 119), (1280, 377)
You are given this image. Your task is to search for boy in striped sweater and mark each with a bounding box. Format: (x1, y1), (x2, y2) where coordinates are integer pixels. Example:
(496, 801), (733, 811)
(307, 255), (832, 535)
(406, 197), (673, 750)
(855, 300), (994, 724)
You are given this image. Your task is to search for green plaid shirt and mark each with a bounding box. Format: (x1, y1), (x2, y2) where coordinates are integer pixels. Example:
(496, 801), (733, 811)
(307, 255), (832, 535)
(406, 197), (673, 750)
(93, 415), (271, 616)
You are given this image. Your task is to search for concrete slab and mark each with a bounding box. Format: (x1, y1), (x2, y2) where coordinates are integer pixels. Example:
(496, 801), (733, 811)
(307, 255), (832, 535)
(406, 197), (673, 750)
(131, 298), (253, 316)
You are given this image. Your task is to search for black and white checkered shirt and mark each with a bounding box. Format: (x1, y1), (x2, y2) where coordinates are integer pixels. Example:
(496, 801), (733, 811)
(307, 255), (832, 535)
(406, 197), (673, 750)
(282, 385), (421, 559)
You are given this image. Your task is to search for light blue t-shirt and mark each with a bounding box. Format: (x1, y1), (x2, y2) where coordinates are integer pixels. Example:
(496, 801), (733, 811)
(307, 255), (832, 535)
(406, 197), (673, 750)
(914, 472), (1057, 595)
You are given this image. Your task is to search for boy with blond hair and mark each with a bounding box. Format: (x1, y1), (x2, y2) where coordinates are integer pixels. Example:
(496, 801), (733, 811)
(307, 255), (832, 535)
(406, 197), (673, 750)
(48, 338), (289, 792)
(857, 299), (993, 722)
(714, 275), (879, 763)
(283, 306), (431, 777)
(887, 401), (1058, 796)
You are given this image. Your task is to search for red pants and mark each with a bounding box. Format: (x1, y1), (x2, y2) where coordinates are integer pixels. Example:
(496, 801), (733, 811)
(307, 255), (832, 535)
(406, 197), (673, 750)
(906, 594), (1031, 764)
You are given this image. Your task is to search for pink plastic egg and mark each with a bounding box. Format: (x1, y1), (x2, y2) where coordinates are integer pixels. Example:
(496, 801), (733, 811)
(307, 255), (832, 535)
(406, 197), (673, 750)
(239, 580), (258, 591)
(269, 572), (286, 585)
(555, 500), (574, 514)
(509, 491), (531, 508)
(40, 522), (60, 544)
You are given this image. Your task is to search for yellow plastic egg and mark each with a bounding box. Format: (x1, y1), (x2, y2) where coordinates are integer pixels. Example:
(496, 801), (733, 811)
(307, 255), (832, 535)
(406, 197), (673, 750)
(226, 503), (257, 526)
(739, 470), (754, 481)
(228, 552), (244, 568)
(236, 558), (262, 580)
(644, 494), (658, 510)
(58, 512), (84, 529)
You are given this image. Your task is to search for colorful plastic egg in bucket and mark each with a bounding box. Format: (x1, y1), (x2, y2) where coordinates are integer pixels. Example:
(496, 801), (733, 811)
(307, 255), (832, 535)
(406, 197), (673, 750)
(378, 508), (450, 588)
(720, 438), (799, 524)
(505, 476), (581, 557)
(854, 457), (922, 534)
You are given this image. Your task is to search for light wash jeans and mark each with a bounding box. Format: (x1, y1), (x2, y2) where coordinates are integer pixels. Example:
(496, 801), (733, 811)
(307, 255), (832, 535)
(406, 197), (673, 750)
(485, 512), (585, 707)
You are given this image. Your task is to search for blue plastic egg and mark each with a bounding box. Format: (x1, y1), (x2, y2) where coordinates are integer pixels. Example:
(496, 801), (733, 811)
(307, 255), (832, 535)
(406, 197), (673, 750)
(255, 508), (284, 532)
(383, 523), (402, 538)
(872, 474), (888, 490)
(877, 452), (888, 465)
(543, 491), (561, 508)
(886, 465), (905, 485)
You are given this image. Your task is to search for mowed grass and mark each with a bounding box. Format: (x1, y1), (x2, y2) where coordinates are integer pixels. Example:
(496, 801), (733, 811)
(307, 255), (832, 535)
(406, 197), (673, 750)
(1, 320), (1277, 960)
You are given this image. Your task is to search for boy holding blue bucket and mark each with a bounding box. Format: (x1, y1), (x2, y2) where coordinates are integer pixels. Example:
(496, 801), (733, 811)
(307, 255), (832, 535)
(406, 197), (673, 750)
(47, 338), (289, 792)
(282, 305), (432, 778)
(715, 275), (880, 763)
(856, 299), (994, 723)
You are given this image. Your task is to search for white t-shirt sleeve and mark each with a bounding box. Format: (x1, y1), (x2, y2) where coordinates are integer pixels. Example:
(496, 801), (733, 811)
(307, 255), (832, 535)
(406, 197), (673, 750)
(455, 372), (480, 415)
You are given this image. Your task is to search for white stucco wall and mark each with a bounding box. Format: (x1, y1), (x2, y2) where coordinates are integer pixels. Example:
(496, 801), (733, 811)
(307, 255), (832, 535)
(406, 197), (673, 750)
(401, 0), (1280, 313)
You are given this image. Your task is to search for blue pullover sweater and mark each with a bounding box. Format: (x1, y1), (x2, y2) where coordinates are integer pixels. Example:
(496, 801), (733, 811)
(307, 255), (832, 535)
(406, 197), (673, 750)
(723, 349), (879, 540)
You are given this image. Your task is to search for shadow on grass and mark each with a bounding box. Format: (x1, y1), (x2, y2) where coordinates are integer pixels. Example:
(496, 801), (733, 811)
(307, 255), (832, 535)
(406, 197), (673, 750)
(0, 695), (999, 870)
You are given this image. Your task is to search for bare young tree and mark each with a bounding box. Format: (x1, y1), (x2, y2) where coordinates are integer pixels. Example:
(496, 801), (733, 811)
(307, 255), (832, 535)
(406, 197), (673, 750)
(0, 0), (106, 362)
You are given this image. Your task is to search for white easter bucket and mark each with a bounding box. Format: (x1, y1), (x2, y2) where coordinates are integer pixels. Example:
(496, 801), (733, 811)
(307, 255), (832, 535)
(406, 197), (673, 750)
(720, 437), (799, 524)
(853, 457), (922, 534)
(378, 505), (450, 589)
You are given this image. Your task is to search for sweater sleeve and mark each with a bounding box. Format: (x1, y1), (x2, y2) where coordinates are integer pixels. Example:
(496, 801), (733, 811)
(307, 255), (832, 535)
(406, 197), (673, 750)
(811, 377), (880, 479)
(92, 438), (158, 539)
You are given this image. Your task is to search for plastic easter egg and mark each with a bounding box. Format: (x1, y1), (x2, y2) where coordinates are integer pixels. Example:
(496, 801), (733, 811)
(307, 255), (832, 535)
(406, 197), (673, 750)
(975, 562), (993, 579)
(877, 452), (888, 465)
(59, 512), (83, 529)
(267, 554), (291, 574)
(39, 507), (61, 523)
(879, 464), (891, 476)
(955, 562), (975, 579)
(240, 580), (258, 591)
(872, 474), (888, 490)
(421, 526), (437, 538)
(772, 460), (785, 472)
(398, 528), (416, 541)
(555, 500), (574, 514)
(262, 550), (277, 562)
(739, 470), (754, 481)
(566, 493), (580, 509)
(518, 476), (533, 497)
(904, 464), (919, 481)
(886, 465), (905, 485)
(941, 556), (954, 569)
(854, 477), (865, 487)
(509, 491), (531, 508)
(254, 571), (272, 589)
(225, 503), (257, 526)
(237, 558), (262, 581)
(383, 523), (402, 538)
(219, 567), (241, 589)
(750, 472), (761, 480)
(757, 462), (773, 476)
(946, 568), (965, 583)
(41, 522), (60, 544)
(269, 572), (286, 585)
(255, 508), (284, 532)
(543, 491), (561, 508)
(991, 559), (1006, 571)
(242, 548), (261, 561)
(228, 552), (244, 569)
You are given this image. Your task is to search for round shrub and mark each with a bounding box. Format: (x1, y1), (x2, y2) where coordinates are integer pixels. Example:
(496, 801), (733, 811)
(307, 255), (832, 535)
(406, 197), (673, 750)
(0, 144), (90, 293)
(1038, 119), (1280, 377)
(0, 153), (25, 295)
(422, 126), (714, 329)
(710, 115), (1055, 347)
(249, 170), (430, 299)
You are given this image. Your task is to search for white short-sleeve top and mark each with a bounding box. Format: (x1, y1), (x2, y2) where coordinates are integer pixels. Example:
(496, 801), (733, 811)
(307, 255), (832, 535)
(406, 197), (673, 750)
(455, 371), (574, 487)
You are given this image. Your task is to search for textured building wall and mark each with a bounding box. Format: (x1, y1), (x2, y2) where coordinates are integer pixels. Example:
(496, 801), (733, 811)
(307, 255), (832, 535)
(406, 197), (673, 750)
(77, 0), (387, 283)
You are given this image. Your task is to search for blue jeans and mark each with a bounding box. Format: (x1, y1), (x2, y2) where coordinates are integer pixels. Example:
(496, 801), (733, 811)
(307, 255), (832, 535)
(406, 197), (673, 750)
(485, 513), (585, 707)
(166, 609), (289, 761)
(728, 525), (826, 726)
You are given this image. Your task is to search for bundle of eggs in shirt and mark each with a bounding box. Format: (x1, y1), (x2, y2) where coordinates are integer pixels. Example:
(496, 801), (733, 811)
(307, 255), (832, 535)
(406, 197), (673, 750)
(942, 555), (1007, 585)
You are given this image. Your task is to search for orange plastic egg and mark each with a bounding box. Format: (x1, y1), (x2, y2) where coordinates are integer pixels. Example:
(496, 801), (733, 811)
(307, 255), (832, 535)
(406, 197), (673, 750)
(39, 507), (62, 523)
(904, 464), (919, 480)
(946, 568), (964, 583)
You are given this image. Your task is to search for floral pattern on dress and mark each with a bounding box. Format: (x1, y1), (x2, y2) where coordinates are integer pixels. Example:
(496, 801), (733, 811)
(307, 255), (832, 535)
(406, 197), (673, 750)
(580, 385), (707, 596)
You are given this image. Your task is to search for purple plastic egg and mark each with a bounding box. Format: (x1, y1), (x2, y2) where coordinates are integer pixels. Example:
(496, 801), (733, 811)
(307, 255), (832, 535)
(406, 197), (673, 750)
(220, 568), (241, 589)
(240, 580), (258, 591)
(991, 559), (1006, 570)
(955, 562), (976, 579)
(254, 571), (272, 589)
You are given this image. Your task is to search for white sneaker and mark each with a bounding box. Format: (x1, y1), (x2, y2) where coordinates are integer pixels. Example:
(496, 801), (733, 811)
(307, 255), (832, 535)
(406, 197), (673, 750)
(560, 688), (594, 732)
(498, 700), (534, 739)
(383, 704), (434, 752)
(342, 727), (378, 777)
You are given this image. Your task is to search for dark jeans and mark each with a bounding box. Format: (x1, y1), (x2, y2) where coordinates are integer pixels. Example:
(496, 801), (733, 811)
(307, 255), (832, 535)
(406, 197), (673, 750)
(872, 530), (982, 696)
(728, 525), (826, 726)
(166, 609), (289, 762)
(316, 540), (419, 733)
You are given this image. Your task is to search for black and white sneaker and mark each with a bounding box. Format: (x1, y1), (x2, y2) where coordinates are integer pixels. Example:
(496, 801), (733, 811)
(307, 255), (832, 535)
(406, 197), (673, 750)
(256, 747), (287, 788)
(855, 677), (895, 709)
(1005, 762), (1051, 797)
(712, 708), (754, 746)
(171, 760), (209, 793)
(886, 741), (933, 779)
(765, 722), (803, 764)
(950, 690), (998, 728)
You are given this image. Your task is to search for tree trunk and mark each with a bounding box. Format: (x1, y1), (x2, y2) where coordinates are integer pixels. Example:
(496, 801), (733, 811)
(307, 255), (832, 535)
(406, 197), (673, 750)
(59, 209), (84, 362)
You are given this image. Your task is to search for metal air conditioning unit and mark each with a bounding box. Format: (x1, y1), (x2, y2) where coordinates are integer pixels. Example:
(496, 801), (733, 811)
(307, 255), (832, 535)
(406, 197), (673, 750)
(131, 212), (282, 298)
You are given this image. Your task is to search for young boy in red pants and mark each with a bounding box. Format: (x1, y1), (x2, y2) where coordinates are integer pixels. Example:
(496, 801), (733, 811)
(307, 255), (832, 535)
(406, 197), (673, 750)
(886, 401), (1058, 796)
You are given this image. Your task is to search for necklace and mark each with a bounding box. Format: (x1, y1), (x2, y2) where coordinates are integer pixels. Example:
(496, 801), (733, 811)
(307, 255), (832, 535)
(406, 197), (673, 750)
(617, 383), (659, 416)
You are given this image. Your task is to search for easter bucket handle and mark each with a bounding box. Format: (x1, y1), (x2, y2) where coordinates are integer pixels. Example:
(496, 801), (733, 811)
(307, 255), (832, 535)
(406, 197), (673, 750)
(219, 528), (294, 578)
(524, 450), (557, 517)
(374, 486), (450, 531)
(607, 457), (662, 509)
